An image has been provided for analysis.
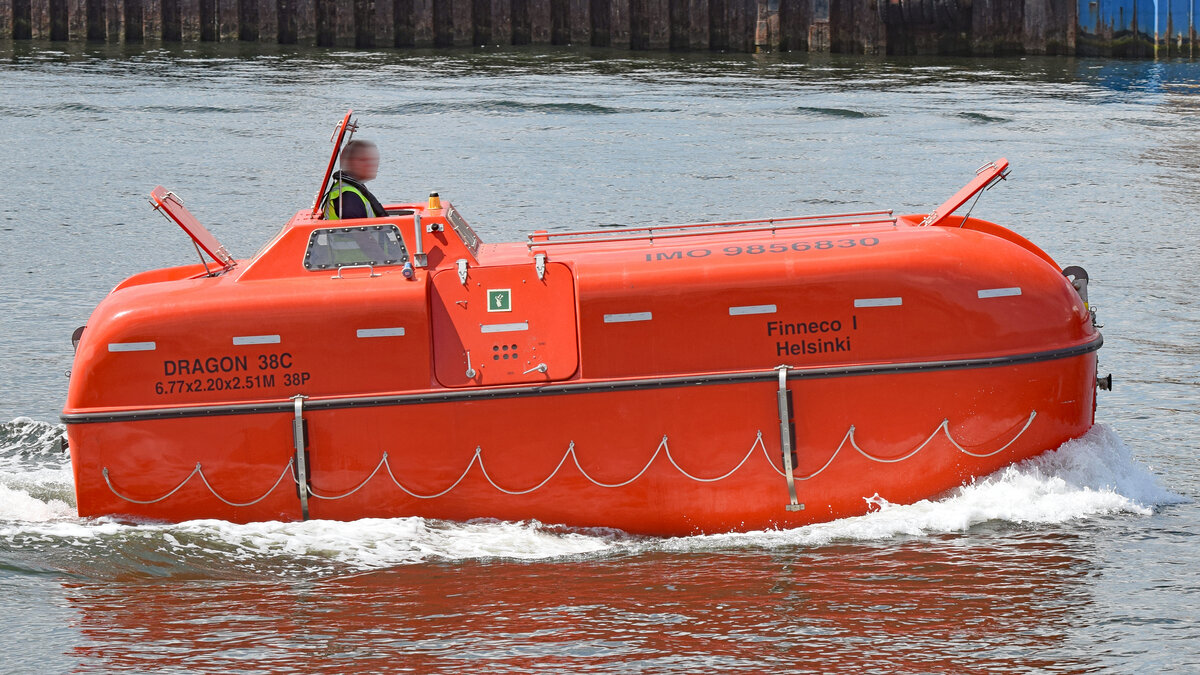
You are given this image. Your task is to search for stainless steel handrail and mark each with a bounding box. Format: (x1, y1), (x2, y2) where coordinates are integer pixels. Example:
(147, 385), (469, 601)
(528, 209), (895, 243)
(526, 215), (897, 248)
(331, 264), (381, 279)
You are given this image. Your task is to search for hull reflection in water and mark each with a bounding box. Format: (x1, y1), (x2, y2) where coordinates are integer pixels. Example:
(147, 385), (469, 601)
(62, 541), (1098, 672)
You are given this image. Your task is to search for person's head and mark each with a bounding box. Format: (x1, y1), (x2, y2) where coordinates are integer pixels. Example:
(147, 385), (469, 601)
(340, 139), (380, 182)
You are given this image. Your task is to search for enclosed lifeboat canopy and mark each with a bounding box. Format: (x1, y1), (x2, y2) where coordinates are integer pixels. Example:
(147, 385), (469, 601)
(61, 113), (1103, 536)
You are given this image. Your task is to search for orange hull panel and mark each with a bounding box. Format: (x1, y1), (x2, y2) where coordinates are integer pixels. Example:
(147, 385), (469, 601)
(71, 355), (1095, 536)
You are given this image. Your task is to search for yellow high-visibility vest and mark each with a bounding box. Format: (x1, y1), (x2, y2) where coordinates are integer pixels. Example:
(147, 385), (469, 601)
(323, 182), (375, 220)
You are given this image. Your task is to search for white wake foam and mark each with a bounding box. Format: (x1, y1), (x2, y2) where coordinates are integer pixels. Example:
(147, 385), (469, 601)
(171, 517), (616, 568)
(670, 422), (1187, 550)
(0, 482), (75, 522)
(0, 421), (1186, 571)
(0, 418), (74, 522)
(0, 417), (66, 469)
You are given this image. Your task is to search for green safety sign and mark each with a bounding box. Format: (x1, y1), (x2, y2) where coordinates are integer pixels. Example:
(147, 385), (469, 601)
(487, 289), (512, 312)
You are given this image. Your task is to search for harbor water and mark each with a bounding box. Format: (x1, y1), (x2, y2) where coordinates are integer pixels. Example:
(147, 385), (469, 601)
(0, 41), (1197, 672)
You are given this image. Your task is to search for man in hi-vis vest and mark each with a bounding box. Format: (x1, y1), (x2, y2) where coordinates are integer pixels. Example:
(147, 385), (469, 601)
(323, 139), (386, 220)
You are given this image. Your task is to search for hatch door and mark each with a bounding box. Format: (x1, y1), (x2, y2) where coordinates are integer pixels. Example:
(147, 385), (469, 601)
(150, 186), (235, 268)
(431, 262), (579, 388)
(920, 157), (1010, 227)
(311, 109), (355, 218)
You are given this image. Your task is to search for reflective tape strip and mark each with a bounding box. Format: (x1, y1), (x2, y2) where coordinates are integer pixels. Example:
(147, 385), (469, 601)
(481, 322), (529, 334)
(108, 341), (156, 352)
(604, 312), (653, 323)
(357, 327), (406, 338)
(729, 304), (777, 316)
(854, 297), (903, 308)
(232, 335), (281, 346)
(978, 287), (1022, 299)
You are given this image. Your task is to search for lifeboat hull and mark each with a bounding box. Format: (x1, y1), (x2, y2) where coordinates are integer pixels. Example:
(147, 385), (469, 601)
(63, 158), (1104, 536)
(69, 349), (1096, 535)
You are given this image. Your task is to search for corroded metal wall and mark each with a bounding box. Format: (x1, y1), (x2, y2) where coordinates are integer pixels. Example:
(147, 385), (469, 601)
(1077, 0), (1197, 56)
(0, 0), (879, 48)
(883, 0), (1076, 54)
(1, 0), (1193, 55)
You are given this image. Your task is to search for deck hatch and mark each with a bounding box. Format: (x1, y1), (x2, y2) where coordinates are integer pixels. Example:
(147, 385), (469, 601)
(431, 263), (579, 387)
(446, 205), (481, 257)
(150, 186), (235, 269)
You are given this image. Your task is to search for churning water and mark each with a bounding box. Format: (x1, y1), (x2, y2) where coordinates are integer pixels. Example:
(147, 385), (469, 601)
(0, 42), (1197, 672)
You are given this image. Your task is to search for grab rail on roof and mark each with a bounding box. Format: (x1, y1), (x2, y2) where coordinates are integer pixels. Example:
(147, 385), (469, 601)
(526, 210), (897, 249)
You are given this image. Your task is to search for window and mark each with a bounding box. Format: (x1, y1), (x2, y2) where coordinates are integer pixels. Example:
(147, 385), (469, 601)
(304, 225), (408, 271)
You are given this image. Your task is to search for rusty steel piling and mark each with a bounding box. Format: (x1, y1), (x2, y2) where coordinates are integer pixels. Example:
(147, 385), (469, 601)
(0, 0), (1194, 57)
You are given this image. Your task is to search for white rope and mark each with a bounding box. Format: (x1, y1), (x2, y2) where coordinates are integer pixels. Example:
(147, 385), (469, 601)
(849, 423), (943, 464)
(764, 411), (1039, 481)
(196, 459), (296, 507)
(104, 459), (294, 507)
(663, 432), (766, 483)
(101, 411), (1039, 507)
(382, 448), (481, 499)
(478, 443), (577, 495)
(570, 438), (667, 488)
(787, 427), (856, 481)
(307, 453), (387, 500)
(472, 434), (768, 492)
(942, 411), (1038, 457)
(103, 463), (201, 505)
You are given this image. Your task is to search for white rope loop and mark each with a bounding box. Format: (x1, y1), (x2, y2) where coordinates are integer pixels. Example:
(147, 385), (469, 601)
(662, 432), (765, 483)
(102, 462), (202, 505)
(102, 412), (1038, 507)
(480, 444), (576, 496)
(849, 423), (941, 464)
(383, 448), (480, 499)
(762, 411), (1039, 480)
(307, 453), (388, 500)
(197, 459), (296, 507)
(569, 438), (667, 489)
(946, 411), (1037, 457)
(103, 459), (294, 507)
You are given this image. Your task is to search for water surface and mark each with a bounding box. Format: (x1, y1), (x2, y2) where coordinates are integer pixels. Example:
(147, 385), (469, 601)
(0, 41), (1197, 672)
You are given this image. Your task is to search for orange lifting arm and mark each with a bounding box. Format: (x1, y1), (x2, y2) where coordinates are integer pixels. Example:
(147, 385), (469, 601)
(920, 158), (1010, 227)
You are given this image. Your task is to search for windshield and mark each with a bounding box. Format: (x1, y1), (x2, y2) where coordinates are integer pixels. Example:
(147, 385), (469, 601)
(304, 224), (408, 270)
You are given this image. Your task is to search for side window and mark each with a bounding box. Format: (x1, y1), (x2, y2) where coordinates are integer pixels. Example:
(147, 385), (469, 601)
(304, 225), (408, 271)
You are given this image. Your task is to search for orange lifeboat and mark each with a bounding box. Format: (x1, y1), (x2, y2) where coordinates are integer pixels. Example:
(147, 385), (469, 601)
(62, 112), (1104, 536)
